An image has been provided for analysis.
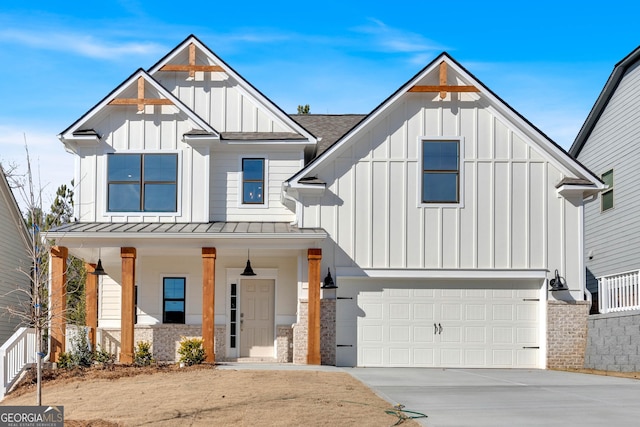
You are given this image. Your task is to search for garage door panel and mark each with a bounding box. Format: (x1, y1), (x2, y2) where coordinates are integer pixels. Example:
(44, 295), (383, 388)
(493, 304), (514, 321)
(389, 348), (410, 365)
(338, 280), (542, 368)
(389, 303), (410, 319)
(466, 304), (486, 321)
(414, 348), (435, 365)
(441, 304), (462, 321)
(389, 325), (410, 342)
(361, 325), (383, 343)
(465, 326), (486, 343)
(414, 325), (435, 342)
(493, 327), (514, 344)
(465, 349), (486, 366)
(414, 303), (435, 320)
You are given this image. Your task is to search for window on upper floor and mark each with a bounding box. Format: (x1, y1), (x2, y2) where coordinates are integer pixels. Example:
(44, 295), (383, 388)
(107, 153), (177, 212)
(242, 158), (265, 204)
(601, 169), (614, 212)
(422, 140), (460, 203)
(163, 277), (185, 324)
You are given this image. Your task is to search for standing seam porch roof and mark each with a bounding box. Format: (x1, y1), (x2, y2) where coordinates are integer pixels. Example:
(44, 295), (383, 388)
(47, 221), (326, 238)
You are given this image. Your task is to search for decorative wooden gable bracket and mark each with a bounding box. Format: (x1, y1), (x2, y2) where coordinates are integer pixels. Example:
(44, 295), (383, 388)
(408, 62), (479, 99)
(108, 77), (174, 112)
(158, 43), (225, 78)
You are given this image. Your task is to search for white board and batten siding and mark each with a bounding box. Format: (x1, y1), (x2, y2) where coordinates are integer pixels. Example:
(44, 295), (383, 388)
(300, 86), (584, 368)
(155, 69), (292, 134)
(302, 95), (582, 290)
(576, 61), (640, 289)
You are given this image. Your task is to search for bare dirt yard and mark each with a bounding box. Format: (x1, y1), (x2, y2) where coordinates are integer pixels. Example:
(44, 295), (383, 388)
(2, 364), (423, 426)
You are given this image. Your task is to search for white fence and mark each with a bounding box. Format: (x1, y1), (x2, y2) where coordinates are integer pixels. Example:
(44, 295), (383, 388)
(598, 270), (640, 314)
(0, 327), (36, 398)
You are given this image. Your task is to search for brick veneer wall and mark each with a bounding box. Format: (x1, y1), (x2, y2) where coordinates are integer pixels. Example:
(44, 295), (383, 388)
(293, 301), (308, 364)
(584, 310), (640, 372)
(277, 326), (293, 363)
(321, 299), (336, 365)
(99, 325), (226, 362)
(547, 300), (590, 369)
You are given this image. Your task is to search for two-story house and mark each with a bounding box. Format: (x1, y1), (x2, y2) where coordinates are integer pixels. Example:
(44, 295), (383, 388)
(569, 45), (640, 315)
(49, 35), (604, 368)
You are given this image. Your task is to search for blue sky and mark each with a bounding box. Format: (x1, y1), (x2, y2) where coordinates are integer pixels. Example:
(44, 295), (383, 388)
(1, 1), (639, 206)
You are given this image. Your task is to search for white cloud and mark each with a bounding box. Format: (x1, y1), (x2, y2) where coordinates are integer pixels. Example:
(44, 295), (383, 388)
(352, 18), (445, 54)
(0, 29), (166, 60)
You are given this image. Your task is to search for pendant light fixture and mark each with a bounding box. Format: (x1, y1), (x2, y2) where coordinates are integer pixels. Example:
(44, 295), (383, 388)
(241, 249), (256, 276)
(91, 249), (107, 276)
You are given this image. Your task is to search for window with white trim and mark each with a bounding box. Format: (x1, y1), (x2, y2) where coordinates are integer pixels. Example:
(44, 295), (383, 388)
(163, 277), (185, 324)
(422, 140), (460, 203)
(601, 169), (613, 212)
(242, 158), (264, 204)
(107, 153), (177, 212)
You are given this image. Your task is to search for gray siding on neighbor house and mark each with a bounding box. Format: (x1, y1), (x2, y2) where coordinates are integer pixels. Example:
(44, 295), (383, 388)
(576, 60), (640, 293)
(0, 178), (30, 344)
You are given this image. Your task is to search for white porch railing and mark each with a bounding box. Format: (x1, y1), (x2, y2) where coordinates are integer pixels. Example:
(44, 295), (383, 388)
(0, 327), (36, 398)
(598, 270), (640, 314)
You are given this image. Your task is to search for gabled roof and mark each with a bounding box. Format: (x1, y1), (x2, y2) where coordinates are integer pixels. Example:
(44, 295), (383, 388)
(0, 167), (30, 249)
(287, 52), (603, 190)
(58, 68), (218, 147)
(148, 35), (316, 144)
(569, 45), (640, 157)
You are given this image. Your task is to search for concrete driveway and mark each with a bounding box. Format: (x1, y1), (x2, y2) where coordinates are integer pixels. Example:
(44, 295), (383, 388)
(346, 368), (640, 427)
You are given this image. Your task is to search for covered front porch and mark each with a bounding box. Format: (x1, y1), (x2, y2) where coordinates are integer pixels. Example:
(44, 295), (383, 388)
(48, 222), (329, 365)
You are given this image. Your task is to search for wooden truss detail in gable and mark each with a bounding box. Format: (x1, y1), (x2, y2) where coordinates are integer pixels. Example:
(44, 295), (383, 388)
(108, 77), (174, 112)
(408, 62), (479, 99)
(158, 43), (225, 77)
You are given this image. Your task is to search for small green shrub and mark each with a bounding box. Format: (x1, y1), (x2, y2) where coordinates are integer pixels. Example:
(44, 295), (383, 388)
(178, 337), (205, 366)
(57, 328), (93, 369)
(93, 346), (116, 366)
(134, 341), (154, 366)
(57, 352), (74, 369)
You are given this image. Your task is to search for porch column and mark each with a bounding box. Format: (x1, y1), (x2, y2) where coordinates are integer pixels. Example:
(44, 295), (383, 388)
(120, 247), (136, 363)
(202, 248), (216, 363)
(85, 263), (98, 350)
(50, 246), (68, 363)
(307, 248), (322, 365)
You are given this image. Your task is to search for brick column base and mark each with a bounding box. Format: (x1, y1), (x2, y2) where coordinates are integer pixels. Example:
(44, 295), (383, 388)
(547, 300), (590, 369)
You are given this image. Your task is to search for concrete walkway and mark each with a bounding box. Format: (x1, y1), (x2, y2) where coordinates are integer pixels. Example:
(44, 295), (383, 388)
(346, 368), (640, 427)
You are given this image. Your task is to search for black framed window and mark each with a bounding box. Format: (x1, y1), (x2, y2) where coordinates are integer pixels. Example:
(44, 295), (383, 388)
(422, 140), (460, 203)
(242, 158), (264, 204)
(163, 277), (185, 324)
(601, 169), (613, 212)
(107, 153), (177, 212)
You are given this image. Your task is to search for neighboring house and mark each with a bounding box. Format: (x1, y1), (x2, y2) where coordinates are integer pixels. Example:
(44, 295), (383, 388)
(569, 46), (640, 314)
(0, 168), (31, 345)
(49, 35), (604, 369)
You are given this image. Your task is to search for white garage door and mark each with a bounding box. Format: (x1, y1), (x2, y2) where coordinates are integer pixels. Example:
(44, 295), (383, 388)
(336, 280), (542, 368)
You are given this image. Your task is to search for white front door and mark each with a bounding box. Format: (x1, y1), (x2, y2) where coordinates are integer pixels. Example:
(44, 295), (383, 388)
(240, 279), (275, 358)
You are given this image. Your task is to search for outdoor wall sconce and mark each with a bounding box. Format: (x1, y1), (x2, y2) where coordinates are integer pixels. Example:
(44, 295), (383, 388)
(549, 269), (567, 291)
(241, 250), (256, 276)
(322, 268), (337, 288)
